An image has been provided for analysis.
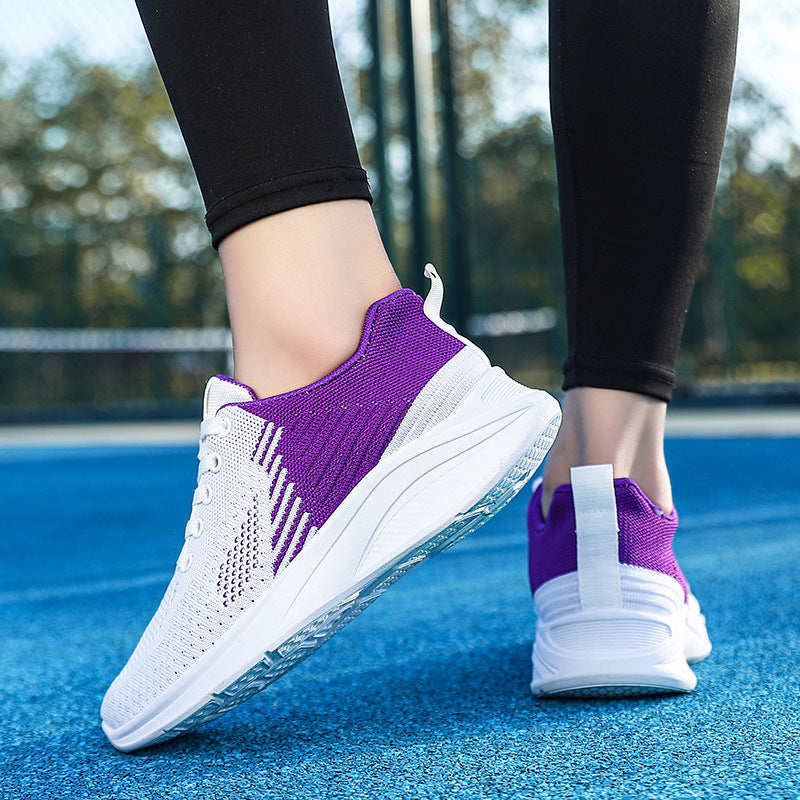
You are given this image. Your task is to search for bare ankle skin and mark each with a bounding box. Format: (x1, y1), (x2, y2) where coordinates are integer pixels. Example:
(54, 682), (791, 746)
(540, 387), (673, 517)
(219, 199), (401, 398)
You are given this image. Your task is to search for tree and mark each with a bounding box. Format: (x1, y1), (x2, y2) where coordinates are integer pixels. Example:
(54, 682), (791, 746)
(0, 52), (227, 413)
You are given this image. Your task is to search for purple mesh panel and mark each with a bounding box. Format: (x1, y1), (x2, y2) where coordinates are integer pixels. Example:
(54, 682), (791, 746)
(528, 482), (578, 593)
(616, 479), (688, 598)
(528, 478), (688, 599)
(232, 289), (463, 533)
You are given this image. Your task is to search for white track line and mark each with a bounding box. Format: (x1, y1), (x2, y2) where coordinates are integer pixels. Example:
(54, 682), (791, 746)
(0, 421), (198, 449)
(0, 572), (171, 606)
(1, 409), (800, 450)
(666, 408), (800, 437)
(6, 501), (798, 607)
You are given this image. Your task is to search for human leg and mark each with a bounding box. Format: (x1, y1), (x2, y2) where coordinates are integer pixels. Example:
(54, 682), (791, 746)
(102, 1), (561, 749)
(528, 0), (739, 695)
(219, 202), (399, 398)
(542, 387), (671, 512)
(133, 0), (398, 398)
(542, 0), (740, 513)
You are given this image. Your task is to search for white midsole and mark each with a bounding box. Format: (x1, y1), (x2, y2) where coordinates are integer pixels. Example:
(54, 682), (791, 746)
(106, 367), (559, 749)
(531, 566), (701, 695)
(685, 590), (712, 664)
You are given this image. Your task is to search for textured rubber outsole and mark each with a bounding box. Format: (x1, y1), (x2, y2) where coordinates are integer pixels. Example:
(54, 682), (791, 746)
(118, 411), (561, 750)
(532, 657), (697, 699)
(544, 684), (688, 699)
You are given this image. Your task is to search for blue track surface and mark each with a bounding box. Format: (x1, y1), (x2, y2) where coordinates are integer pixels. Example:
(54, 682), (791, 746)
(2, 436), (799, 799)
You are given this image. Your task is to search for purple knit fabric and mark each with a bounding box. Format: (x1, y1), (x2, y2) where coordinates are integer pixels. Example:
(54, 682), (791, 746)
(230, 288), (463, 534)
(528, 478), (688, 599)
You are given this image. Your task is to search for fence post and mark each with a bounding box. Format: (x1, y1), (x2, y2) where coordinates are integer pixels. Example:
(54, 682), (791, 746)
(398, 0), (429, 295)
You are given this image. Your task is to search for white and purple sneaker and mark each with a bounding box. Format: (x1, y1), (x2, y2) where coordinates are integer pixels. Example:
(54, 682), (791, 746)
(101, 266), (561, 751)
(528, 464), (711, 697)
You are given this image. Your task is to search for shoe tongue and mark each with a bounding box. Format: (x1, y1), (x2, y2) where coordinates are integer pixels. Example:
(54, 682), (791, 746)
(203, 376), (256, 419)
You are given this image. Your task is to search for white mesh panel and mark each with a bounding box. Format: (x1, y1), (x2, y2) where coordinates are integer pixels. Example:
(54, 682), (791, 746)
(102, 406), (317, 728)
(383, 347), (488, 458)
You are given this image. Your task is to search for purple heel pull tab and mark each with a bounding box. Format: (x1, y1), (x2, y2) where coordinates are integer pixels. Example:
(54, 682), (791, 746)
(528, 478), (689, 599)
(228, 289), (463, 533)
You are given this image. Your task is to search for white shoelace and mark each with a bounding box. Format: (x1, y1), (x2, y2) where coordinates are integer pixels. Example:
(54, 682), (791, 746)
(176, 414), (232, 573)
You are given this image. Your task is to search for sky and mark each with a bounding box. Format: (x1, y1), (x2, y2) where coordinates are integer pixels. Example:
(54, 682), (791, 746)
(1, 0), (798, 159)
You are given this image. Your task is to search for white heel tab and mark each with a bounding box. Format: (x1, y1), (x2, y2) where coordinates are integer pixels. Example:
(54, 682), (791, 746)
(423, 263), (444, 318)
(422, 264), (490, 367)
(570, 464), (622, 609)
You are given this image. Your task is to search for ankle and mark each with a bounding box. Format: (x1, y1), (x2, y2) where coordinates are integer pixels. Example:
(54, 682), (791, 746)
(219, 200), (401, 398)
(541, 387), (673, 515)
(231, 310), (372, 399)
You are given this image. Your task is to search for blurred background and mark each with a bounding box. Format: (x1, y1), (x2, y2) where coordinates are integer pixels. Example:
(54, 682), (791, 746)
(0, 0), (798, 422)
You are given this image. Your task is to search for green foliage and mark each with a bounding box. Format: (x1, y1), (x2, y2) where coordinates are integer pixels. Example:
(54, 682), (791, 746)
(1, 30), (799, 415)
(0, 52), (225, 328)
(0, 52), (227, 412)
(683, 83), (800, 384)
(466, 114), (560, 315)
(450, 0), (547, 150)
(459, 112), (565, 385)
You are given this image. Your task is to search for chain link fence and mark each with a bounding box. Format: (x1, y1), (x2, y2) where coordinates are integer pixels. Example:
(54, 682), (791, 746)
(0, 0), (798, 420)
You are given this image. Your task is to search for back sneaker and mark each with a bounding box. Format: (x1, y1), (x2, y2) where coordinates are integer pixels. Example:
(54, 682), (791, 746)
(528, 464), (711, 697)
(101, 265), (561, 751)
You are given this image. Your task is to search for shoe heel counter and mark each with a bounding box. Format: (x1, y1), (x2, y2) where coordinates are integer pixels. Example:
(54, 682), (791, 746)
(531, 567), (695, 696)
(530, 466), (699, 696)
(381, 346), (489, 457)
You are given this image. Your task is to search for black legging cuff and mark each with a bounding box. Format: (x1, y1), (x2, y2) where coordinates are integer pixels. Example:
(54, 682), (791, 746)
(134, 0), (369, 249)
(206, 166), (372, 249)
(562, 358), (675, 403)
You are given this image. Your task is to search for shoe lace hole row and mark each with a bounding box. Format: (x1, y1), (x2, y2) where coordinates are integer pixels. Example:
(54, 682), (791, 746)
(186, 518), (204, 540)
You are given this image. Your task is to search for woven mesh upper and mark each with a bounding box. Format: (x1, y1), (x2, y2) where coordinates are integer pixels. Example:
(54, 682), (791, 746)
(528, 478), (688, 599)
(237, 290), (463, 525)
(102, 289), (477, 730)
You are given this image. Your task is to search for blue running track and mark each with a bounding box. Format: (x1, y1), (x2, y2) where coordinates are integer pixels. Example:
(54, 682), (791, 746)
(1, 434), (799, 799)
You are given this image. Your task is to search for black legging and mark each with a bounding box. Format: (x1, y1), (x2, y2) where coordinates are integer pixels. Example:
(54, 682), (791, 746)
(550, 0), (738, 401)
(133, 0), (739, 403)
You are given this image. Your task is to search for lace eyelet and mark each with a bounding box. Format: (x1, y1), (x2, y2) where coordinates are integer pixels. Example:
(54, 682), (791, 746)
(186, 518), (204, 540)
(177, 552), (193, 573)
(209, 452), (222, 473)
(219, 416), (232, 437)
(201, 484), (213, 504)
